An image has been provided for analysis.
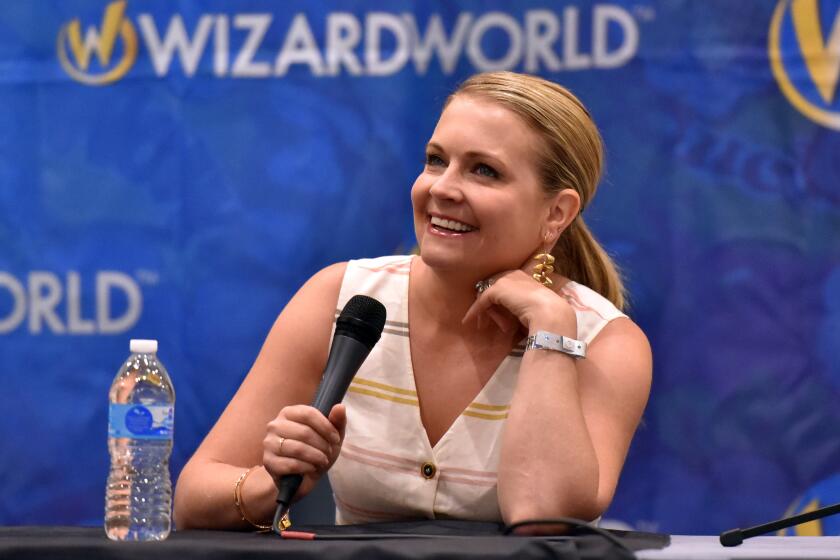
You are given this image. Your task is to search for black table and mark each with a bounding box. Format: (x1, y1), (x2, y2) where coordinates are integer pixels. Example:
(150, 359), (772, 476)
(0, 522), (668, 560)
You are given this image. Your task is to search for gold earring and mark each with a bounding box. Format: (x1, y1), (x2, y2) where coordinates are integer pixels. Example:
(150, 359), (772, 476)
(532, 235), (555, 287)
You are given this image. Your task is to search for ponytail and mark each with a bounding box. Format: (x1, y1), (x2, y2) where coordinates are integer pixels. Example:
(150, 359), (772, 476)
(552, 218), (626, 311)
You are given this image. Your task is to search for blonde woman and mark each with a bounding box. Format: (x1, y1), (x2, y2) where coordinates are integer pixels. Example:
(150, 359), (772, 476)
(174, 72), (652, 531)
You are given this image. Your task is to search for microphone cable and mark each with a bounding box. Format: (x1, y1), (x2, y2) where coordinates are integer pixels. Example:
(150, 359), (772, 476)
(503, 517), (633, 555)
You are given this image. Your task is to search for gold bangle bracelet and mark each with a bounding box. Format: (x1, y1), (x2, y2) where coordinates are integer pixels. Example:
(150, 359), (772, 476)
(233, 467), (272, 531)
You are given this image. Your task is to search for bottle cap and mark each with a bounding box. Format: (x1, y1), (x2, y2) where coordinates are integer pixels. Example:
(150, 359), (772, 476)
(130, 339), (158, 354)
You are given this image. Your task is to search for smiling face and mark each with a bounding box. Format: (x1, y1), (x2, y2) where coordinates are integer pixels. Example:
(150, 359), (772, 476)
(411, 95), (552, 279)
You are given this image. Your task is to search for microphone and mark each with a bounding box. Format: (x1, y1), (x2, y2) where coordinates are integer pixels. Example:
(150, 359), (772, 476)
(720, 501), (840, 546)
(272, 294), (387, 534)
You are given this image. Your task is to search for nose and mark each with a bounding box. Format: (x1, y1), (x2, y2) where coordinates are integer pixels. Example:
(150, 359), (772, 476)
(428, 166), (464, 203)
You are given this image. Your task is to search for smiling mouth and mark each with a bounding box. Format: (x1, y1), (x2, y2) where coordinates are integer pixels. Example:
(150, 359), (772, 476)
(429, 215), (478, 234)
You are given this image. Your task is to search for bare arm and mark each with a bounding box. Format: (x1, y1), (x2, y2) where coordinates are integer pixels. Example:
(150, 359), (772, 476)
(498, 315), (651, 524)
(173, 262), (347, 530)
(464, 271), (652, 525)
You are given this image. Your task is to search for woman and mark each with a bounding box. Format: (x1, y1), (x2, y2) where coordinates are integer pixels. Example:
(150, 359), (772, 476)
(174, 72), (652, 530)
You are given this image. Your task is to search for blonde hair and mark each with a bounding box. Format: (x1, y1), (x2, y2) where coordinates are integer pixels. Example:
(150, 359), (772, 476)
(450, 72), (626, 310)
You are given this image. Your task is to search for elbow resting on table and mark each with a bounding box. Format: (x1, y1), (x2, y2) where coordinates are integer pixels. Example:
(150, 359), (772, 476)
(500, 477), (604, 531)
(172, 464), (203, 530)
(172, 476), (191, 530)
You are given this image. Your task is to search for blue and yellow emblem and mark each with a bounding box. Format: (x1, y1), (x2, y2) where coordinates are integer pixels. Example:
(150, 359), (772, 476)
(779, 475), (840, 536)
(57, 1), (137, 85)
(769, 0), (840, 130)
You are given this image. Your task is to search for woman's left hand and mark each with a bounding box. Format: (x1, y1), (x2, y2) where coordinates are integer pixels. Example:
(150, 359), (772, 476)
(462, 268), (577, 336)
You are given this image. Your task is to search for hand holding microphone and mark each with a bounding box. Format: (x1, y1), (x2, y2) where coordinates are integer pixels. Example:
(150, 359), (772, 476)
(262, 403), (346, 511)
(266, 295), (387, 534)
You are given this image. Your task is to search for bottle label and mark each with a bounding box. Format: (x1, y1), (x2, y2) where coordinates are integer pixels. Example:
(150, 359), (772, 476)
(109, 404), (174, 439)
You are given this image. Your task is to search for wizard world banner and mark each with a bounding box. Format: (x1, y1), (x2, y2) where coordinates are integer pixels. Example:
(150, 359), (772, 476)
(1, 0), (839, 535)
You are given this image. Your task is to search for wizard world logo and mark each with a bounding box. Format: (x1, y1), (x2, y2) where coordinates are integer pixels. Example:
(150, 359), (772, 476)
(57, 0), (137, 85)
(769, 0), (840, 130)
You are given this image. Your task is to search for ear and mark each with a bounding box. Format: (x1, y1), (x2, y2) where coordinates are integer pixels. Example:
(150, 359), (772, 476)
(543, 188), (581, 242)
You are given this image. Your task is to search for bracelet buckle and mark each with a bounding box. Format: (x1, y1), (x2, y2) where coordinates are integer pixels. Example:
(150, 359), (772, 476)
(525, 330), (587, 359)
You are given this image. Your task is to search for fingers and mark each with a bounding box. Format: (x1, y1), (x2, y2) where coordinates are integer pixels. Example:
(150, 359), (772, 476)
(325, 404), (347, 468)
(328, 404), (347, 441)
(486, 307), (517, 333)
(463, 295), (516, 333)
(462, 275), (507, 328)
(462, 277), (500, 325)
(262, 404), (344, 480)
(283, 404), (342, 445)
(462, 297), (482, 326)
(462, 270), (540, 333)
(262, 439), (323, 479)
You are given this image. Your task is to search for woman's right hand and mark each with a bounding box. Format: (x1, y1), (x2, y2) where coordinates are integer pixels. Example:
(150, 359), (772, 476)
(262, 403), (346, 500)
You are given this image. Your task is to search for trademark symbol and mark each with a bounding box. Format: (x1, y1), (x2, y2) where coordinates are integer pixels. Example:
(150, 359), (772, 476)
(135, 269), (159, 285)
(633, 5), (656, 21)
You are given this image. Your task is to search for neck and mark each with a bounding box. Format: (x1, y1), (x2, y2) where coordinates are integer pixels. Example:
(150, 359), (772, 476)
(410, 258), (516, 342)
(414, 261), (473, 323)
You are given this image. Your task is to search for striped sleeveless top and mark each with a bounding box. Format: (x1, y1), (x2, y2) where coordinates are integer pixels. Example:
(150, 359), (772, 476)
(327, 255), (627, 523)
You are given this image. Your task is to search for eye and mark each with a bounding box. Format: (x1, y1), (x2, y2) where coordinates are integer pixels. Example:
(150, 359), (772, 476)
(425, 153), (446, 167)
(474, 163), (499, 179)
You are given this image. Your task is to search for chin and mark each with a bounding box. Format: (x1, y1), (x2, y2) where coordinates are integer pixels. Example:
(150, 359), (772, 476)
(418, 251), (458, 269)
(417, 247), (469, 272)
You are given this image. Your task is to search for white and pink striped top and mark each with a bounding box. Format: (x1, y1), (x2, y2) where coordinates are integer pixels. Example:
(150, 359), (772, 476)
(327, 255), (626, 523)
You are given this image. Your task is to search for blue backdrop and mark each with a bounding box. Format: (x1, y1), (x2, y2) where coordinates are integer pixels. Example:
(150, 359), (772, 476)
(1, 0), (839, 535)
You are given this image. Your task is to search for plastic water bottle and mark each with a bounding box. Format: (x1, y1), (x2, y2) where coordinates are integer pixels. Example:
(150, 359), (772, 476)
(105, 339), (175, 541)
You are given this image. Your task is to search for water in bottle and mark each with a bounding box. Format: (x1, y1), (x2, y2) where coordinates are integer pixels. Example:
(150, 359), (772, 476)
(105, 339), (175, 541)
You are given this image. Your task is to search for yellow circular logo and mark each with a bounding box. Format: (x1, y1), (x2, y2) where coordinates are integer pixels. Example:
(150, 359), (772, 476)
(56, 1), (137, 86)
(769, 0), (840, 130)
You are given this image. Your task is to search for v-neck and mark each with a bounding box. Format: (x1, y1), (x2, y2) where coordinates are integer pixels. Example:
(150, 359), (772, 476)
(402, 256), (515, 452)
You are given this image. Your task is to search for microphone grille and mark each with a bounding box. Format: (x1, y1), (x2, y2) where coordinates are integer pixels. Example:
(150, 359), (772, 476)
(336, 295), (387, 348)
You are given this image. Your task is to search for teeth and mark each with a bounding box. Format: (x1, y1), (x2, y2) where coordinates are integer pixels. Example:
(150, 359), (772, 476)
(430, 216), (476, 232)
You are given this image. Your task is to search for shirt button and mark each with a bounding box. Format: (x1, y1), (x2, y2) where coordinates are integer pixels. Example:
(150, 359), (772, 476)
(421, 462), (436, 479)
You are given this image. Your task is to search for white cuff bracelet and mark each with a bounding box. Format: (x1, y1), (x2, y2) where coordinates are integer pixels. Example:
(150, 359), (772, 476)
(525, 330), (587, 359)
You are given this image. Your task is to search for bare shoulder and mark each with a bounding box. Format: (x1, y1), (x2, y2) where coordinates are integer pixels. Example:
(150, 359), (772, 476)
(261, 261), (348, 359)
(297, 261), (348, 300)
(590, 316), (651, 359)
(581, 316), (652, 400)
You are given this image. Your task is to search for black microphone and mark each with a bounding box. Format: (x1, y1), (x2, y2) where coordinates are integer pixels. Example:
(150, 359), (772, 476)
(720, 501), (840, 546)
(272, 294), (387, 534)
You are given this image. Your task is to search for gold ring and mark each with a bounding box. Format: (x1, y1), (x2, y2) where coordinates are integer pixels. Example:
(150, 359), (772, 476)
(278, 437), (286, 455)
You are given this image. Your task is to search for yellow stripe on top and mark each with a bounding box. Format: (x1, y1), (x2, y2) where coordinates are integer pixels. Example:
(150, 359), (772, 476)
(348, 387), (420, 407)
(352, 377), (417, 396)
(348, 377), (419, 407)
(349, 377), (509, 419)
(462, 400), (509, 420)
(462, 410), (509, 420)
(466, 402), (509, 412)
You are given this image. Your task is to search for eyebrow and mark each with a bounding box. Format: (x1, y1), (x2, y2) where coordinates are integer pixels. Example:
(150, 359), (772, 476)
(425, 142), (507, 166)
